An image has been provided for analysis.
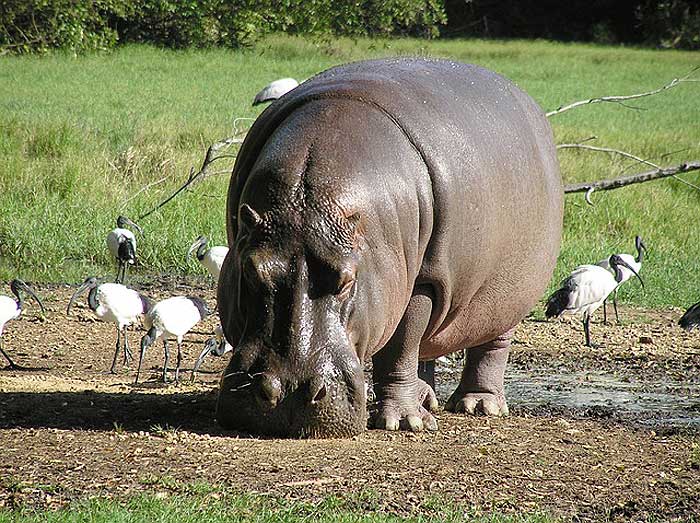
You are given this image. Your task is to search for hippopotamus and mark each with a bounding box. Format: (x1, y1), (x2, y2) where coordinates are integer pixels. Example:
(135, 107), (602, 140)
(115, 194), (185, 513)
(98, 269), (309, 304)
(216, 57), (563, 438)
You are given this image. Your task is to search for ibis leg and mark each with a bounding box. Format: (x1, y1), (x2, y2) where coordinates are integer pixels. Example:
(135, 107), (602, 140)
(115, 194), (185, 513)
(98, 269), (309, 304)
(0, 339), (19, 369)
(583, 313), (592, 347)
(110, 328), (121, 373)
(162, 341), (170, 383)
(175, 341), (182, 383)
(602, 299), (608, 325)
(135, 340), (147, 384)
(123, 327), (133, 366)
(612, 289), (621, 324)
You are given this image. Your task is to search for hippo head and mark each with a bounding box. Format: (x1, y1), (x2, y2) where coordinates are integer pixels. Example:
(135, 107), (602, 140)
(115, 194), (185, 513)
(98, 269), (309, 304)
(216, 191), (368, 438)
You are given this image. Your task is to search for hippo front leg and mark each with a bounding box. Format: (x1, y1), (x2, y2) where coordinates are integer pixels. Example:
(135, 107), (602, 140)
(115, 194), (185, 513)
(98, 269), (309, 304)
(445, 329), (513, 416)
(371, 289), (439, 432)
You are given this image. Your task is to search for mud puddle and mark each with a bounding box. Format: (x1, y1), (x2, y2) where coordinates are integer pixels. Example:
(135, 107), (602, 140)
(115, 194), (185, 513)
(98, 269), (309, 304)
(436, 363), (700, 430)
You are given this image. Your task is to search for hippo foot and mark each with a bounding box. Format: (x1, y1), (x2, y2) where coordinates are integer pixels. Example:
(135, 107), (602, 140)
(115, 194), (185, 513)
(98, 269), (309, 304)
(370, 379), (439, 432)
(445, 391), (508, 416)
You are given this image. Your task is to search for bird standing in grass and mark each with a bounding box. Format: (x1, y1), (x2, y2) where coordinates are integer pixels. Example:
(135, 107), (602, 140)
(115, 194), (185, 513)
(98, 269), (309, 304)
(596, 236), (646, 324)
(187, 236), (229, 282)
(67, 277), (152, 374)
(545, 255), (644, 347)
(252, 77), (299, 106)
(679, 301), (700, 332)
(136, 295), (210, 384)
(0, 280), (45, 369)
(191, 324), (232, 382)
(106, 216), (143, 284)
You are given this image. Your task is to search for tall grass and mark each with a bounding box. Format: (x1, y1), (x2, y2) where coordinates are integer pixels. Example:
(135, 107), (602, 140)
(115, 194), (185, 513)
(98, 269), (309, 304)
(0, 35), (698, 307)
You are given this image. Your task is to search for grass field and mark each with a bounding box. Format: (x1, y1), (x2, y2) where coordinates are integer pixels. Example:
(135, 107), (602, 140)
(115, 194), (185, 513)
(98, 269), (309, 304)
(0, 492), (556, 523)
(0, 35), (699, 307)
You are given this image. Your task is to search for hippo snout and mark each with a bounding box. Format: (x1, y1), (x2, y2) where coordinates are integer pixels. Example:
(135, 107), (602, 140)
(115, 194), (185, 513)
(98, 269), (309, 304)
(216, 353), (367, 438)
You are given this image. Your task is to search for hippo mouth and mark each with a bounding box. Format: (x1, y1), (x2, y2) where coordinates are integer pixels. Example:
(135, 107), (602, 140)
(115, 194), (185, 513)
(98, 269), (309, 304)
(216, 369), (367, 438)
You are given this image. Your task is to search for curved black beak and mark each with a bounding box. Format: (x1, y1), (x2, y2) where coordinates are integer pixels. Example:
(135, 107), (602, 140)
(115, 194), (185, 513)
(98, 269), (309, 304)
(616, 258), (645, 289)
(66, 278), (94, 314)
(14, 280), (46, 314)
(119, 215), (143, 236)
(186, 236), (207, 262)
(191, 337), (216, 381)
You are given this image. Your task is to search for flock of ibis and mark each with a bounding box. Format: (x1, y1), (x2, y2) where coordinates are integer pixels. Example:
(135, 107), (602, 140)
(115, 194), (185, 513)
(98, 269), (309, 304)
(0, 78), (698, 384)
(0, 215), (231, 383)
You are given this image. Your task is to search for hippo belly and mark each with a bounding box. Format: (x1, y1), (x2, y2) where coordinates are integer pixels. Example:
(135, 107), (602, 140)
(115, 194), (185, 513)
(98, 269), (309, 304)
(216, 57), (563, 437)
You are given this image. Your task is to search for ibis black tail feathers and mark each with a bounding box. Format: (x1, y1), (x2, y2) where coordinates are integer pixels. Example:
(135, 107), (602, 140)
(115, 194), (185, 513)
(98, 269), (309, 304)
(545, 285), (572, 319)
(679, 301), (700, 332)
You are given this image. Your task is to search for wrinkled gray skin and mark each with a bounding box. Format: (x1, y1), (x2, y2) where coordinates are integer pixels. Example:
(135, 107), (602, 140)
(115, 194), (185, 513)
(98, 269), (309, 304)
(217, 58), (563, 438)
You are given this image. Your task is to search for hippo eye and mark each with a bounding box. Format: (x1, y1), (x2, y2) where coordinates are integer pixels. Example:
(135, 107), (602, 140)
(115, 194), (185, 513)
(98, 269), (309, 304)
(335, 277), (355, 300)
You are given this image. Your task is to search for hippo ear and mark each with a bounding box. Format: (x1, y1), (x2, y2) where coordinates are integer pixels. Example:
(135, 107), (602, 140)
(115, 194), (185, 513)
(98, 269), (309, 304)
(239, 204), (262, 230)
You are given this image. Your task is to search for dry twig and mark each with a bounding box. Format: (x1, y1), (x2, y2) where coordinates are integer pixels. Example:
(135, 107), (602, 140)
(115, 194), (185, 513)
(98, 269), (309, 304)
(546, 67), (699, 117)
(563, 161), (700, 204)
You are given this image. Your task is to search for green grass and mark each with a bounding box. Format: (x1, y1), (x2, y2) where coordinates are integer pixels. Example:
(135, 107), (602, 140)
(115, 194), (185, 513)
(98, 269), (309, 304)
(0, 492), (558, 523)
(0, 35), (699, 307)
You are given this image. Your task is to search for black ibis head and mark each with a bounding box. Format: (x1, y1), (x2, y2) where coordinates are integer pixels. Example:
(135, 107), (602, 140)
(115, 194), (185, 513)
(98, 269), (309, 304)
(116, 215), (143, 236)
(10, 279), (45, 314)
(66, 276), (99, 315)
(186, 235), (208, 262)
(609, 255), (644, 288)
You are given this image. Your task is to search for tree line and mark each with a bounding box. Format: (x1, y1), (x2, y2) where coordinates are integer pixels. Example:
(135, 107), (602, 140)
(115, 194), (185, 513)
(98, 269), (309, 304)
(1, 0), (697, 54)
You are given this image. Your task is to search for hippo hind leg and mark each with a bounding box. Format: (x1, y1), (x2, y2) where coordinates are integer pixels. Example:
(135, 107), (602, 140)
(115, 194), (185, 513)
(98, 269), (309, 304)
(444, 328), (513, 416)
(371, 288), (439, 432)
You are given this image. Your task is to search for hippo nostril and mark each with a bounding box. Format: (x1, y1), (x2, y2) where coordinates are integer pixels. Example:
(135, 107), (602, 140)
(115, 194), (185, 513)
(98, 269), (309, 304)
(310, 382), (327, 404)
(258, 374), (282, 407)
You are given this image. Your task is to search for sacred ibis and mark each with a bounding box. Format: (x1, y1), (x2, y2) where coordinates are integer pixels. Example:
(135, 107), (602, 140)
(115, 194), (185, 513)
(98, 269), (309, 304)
(679, 301), (700, 332)
(191, 324), (232, 382)
(136, 295), (210, 384)
(106, 216), (142, 284)
(252, 77), (299, 106)
(0, 280), (45, 369)
(545, 254), (644, 347)
(186, 236), (229, 281)
(67, 277), (152, 373)
(596, 236), (646, 324)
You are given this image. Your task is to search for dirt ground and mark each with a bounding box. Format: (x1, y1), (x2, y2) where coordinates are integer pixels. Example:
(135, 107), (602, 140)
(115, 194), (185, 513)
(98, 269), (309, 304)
(1, 280), (699, 521)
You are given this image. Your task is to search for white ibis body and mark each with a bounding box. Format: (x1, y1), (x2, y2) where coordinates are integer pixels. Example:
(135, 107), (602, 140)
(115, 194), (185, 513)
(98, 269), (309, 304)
(545, 254), (644, 347)
(596, 236), (646, 324)
(252, 77), (299, 106)
(136, 295), (210, 383)
(679, 301), (700, 332)
(106, 216), (142, 284)
(67, 277), (152, 373)
(191, 324), (232, 381)
(0, 280), (45, 369)
(187, 236), (229, 281)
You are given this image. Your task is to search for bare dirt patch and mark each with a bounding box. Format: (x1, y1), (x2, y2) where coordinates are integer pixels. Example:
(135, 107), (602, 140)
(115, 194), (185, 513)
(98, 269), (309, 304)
(1, 281), (699, 521)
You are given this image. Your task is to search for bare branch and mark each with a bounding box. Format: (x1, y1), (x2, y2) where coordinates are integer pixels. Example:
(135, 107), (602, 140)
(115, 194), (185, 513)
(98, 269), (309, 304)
(137, 137), (242, 221)
(119, 175), (170, 210)
(557, 142), (660, 169)
(563, 161), (700, 204)
(546, 66), (699, 117)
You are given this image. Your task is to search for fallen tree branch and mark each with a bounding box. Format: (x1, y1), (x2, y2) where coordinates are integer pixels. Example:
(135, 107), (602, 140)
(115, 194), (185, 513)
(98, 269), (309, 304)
(546, 66), (699, 117)
(557, 142), (660, 169)
(137, 137), (242, 221)
(563, 161), (700, 204)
